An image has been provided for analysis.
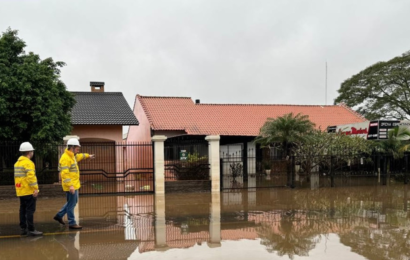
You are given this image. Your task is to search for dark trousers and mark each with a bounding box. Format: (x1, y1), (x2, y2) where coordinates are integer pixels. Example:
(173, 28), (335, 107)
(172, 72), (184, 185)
(19, 195), (36, 231)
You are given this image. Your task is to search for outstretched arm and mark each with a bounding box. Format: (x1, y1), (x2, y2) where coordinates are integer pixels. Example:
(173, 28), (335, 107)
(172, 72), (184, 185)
(75, 153), (91, 162)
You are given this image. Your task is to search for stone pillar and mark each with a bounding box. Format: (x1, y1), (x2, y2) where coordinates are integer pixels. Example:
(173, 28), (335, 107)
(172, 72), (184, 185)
(155, 194), (168, 250)
(205, 135), (221, 192)
(152, 135), (167, 194)
(208, 192), (221, 247)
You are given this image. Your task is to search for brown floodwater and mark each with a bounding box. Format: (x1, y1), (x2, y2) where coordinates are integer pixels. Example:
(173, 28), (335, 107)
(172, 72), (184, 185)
(1, 185), (410, 260)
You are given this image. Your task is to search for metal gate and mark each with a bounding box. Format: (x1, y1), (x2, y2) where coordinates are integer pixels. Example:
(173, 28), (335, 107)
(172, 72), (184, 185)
(79, 142), (154, 195)
(0, 141), (154, 195)
(220, 144), (287, 190)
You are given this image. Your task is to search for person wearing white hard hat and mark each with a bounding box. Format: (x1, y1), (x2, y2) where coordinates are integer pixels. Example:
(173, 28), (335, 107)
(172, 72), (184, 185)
(53, 138), (95, 229)
(14, 142), (43, 236)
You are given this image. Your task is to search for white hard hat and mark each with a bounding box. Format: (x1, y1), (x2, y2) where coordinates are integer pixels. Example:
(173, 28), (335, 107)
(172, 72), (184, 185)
(19, 142), (35, 152)
(67, 138), (81, 147)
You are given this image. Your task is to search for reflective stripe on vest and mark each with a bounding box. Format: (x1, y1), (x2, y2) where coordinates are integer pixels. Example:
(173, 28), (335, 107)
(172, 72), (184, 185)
(14, 167), (27, 177)
(59, 166), (69, 171)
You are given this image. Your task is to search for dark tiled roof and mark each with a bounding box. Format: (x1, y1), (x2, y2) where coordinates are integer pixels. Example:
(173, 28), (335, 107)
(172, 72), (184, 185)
(71, 92), (139, 125)
(90, 81), (105, 86)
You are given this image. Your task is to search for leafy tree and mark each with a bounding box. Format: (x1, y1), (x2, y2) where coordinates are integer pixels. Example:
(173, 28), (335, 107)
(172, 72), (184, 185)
(255, 113), (315, 186)
(0, 28), (75, 143)
(335, 51), (410, 120)
(293, 130), (375, 176)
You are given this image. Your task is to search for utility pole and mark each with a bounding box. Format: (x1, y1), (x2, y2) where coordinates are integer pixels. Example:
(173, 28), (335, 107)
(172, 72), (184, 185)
(325, 62), (328, 105)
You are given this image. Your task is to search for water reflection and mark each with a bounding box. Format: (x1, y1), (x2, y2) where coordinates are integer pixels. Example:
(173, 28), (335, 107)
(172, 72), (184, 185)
(1, 186), (410, 259)
(54, 232), (79, 260)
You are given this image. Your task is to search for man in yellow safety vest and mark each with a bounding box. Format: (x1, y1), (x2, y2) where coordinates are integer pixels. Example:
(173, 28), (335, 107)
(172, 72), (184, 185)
(53, 138), (95, 229)
(14, 142), (43, 236)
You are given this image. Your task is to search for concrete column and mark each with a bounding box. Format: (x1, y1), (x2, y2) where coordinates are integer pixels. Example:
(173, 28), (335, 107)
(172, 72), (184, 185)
(152, 135), (167, 194)
(155, 194), (168, 250)
(205, 135), (221, 192)
(208, 192), (221, 247)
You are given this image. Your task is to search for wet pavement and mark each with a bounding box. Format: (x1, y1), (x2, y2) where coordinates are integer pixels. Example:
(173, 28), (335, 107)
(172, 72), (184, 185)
(1, 185), (410, 260)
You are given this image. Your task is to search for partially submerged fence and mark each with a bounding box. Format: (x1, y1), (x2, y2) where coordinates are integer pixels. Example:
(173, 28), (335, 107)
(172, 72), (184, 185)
(0, 141), (154, 195)
(219, 144), (410, 190)
(277, 154), (409, 188)
(3, 139), (410, 194)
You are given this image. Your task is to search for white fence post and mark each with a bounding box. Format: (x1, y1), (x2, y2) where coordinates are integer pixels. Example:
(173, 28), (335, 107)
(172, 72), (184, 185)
(152, 135), (167, 194)
(205, 135), (221, 192)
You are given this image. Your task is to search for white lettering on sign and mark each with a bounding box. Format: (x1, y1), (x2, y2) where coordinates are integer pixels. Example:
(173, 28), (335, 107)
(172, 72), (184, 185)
(336, 121), (370, 139)
(400, 121), (410, 126)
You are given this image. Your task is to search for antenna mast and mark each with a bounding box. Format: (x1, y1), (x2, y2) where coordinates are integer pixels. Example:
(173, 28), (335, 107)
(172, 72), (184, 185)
(325, 62), (328, 105)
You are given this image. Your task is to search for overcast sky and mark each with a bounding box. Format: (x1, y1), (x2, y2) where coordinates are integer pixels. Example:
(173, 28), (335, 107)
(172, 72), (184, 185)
(1, 0), (410, 109)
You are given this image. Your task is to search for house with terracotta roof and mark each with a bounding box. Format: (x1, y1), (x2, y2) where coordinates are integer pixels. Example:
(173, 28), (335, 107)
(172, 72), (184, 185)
(128, 95), (366, 142)
(127, 95), (366, 180)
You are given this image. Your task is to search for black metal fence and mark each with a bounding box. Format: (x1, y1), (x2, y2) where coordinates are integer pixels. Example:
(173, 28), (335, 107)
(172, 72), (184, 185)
(164, 138), (210, 181)
(279, 154), (410, 188)
(220, 143), (410, 190)
(0, 141), (154, 195)
(320, 154), (409, 188)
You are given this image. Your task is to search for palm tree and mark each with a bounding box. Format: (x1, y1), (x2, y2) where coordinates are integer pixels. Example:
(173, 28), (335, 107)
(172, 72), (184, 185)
(255, 113), (315, 186)
(376, 125), (410, 184)
(377, 126), (410, 158)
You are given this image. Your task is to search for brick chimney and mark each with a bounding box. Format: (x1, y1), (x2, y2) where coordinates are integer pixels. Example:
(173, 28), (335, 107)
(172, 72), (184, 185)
(90, 82), (105, 92)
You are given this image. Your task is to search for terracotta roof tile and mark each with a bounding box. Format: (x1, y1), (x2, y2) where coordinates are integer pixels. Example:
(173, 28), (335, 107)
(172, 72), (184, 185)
(137, 95), (367, 136)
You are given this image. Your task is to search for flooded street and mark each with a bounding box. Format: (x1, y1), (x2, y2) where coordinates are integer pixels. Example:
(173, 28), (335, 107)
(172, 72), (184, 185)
(1, 185), (410, 260)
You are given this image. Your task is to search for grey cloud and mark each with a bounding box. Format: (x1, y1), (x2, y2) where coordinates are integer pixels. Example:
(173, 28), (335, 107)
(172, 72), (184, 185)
(1, 0), (410, 109)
